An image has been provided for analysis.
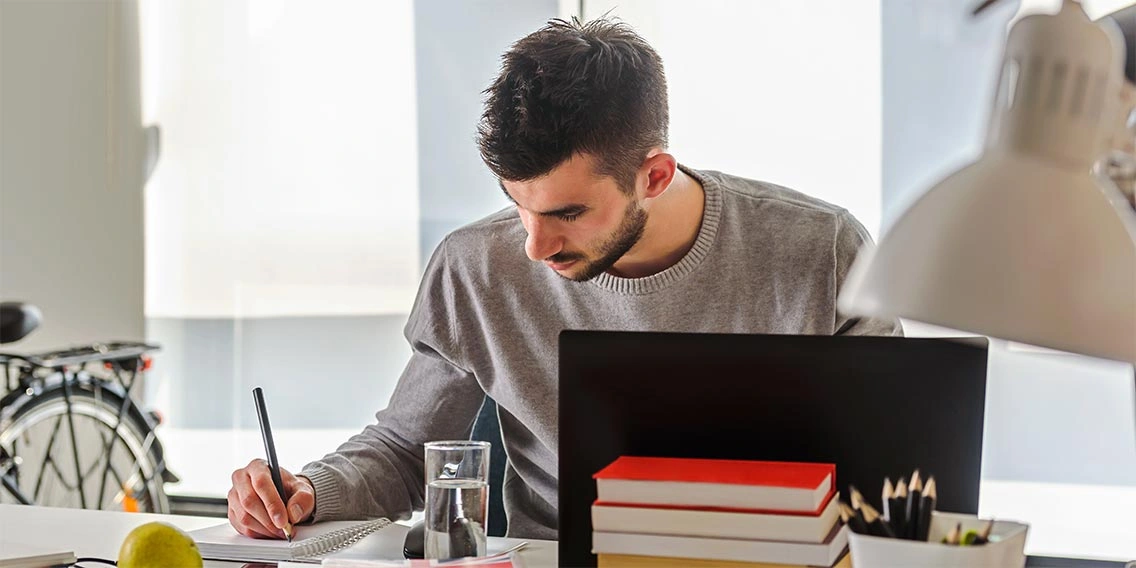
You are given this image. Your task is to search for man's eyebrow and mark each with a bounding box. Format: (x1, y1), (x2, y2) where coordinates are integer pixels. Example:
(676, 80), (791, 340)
(537, 204), (589, 218)
(499, 181), (588, 217)
(498, 182), (516, 203)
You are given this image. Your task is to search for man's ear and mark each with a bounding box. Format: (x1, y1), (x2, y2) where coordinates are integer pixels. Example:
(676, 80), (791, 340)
(640, 151), (677, 200)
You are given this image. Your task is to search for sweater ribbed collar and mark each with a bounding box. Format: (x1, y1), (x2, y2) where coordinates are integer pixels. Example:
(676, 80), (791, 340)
(590, 165), (722, 295)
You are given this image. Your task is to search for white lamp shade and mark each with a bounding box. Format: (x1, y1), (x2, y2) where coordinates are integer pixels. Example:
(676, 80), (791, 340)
(840, 151), (1136, 362)
(839, 1), (1136, 363)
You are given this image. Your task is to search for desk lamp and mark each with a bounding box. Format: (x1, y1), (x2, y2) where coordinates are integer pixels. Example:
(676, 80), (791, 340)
(839, 0), (1136, 364)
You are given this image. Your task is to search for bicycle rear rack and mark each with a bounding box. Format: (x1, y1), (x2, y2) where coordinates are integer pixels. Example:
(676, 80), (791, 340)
(18, 341), (159, 369)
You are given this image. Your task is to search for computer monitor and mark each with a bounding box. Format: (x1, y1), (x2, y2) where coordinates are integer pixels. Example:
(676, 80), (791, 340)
(558, 331), (989, 567)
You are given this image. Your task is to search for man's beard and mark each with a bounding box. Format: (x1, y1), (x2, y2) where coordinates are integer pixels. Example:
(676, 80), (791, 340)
(548, 200), (648, 282)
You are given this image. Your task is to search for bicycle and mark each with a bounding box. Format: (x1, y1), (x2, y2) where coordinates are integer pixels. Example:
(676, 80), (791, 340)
(0, 301), (179, 513)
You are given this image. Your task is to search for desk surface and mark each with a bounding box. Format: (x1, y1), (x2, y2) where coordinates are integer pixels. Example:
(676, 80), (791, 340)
(0, 504), (557, 566)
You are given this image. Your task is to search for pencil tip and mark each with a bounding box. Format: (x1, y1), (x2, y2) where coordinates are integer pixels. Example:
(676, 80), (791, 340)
(860, 500), (880, 523)
(979, 518), (995, 539)
(924, 477), (937, 498)
(863, 502), (881, 522)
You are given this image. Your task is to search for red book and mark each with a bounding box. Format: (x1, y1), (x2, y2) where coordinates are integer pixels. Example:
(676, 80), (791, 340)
(593, 457), (835, 513)
(592, 490), (839, 543)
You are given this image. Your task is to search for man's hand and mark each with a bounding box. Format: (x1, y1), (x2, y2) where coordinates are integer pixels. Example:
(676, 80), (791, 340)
(228, 459), (316, 539)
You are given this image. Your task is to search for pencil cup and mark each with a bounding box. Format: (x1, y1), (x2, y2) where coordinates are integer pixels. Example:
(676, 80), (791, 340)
(848, 512), (1028, 568)
(424, 440), (491, 560)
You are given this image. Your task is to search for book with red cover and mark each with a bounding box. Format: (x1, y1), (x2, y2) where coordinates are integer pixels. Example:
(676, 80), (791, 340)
(592, 490), (839, 543)
(593, 457), (835, 513)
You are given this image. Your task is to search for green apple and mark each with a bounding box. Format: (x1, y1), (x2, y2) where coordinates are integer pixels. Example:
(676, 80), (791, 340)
(118, 522), (203, 568)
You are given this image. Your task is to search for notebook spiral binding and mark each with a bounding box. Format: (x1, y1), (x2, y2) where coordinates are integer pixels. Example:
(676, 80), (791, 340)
(292, 518), (392, 560)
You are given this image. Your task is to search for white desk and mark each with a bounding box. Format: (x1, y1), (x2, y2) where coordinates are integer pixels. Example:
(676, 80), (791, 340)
(0, 504), (557, 567)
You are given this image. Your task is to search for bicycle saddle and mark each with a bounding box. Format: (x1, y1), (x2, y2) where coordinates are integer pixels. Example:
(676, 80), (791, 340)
(0, 302), (41, 344)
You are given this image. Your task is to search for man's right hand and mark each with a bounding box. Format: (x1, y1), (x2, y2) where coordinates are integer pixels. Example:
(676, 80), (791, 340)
(228, 459), (316, 539)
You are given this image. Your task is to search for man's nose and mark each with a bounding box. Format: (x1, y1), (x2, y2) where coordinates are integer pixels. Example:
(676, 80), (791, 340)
(524, 217), (563, 261)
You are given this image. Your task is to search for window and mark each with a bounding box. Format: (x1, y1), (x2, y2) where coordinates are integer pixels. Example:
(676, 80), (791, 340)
(139, 0), (558, 496)
(584, 0), (883, 236)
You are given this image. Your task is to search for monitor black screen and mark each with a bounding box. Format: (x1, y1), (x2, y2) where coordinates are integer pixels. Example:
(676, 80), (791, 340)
(558, 331), (989, 567)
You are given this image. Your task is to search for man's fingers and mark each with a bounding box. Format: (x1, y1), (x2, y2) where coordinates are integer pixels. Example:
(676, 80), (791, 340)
(228, 465), (292, 540)
(250, 468), (290, 529)
(233, 469), (282, 536)
(286, 490), (315, 524)
(281, 471), (315, 523)
(228, 503), (277, 539)
(237, 485), (280, 535)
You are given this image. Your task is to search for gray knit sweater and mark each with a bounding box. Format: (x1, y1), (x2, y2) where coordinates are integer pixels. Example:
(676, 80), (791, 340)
(300, 166), (901, 540)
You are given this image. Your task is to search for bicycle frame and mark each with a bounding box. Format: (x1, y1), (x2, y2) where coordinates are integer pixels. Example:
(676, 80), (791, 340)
(0, 341), (169, 509)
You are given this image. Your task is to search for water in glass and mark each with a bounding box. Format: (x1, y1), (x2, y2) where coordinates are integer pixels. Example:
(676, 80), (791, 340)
(425, 478), (488, 558)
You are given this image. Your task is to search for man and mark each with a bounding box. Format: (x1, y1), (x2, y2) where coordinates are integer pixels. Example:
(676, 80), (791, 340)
(227, 18), (900, 541)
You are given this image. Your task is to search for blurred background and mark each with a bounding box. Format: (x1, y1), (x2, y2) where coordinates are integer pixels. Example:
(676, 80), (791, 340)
(1, 0), (1135, 561)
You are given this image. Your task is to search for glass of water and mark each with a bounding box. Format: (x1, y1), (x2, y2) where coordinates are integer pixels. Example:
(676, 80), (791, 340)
(424, 440), (490, 559)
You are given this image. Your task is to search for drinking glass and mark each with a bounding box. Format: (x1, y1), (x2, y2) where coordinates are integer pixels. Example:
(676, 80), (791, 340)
(424, 440), (490, 559)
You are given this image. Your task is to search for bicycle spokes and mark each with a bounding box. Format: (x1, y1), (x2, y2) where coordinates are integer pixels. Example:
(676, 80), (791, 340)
(3, 388), (166, 512)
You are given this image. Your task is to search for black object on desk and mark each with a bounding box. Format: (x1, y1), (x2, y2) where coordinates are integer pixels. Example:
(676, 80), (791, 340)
(404, 520), (425, 559)
(558, 331), (989, 568)
(252, 386), (292, 541)
(402, 518), (480, 559)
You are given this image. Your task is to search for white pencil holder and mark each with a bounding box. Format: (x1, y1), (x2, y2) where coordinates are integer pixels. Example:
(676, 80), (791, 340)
(848, 511), (1028, 568)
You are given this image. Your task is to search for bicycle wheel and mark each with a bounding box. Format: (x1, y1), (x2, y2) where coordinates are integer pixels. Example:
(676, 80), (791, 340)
(0, 377), (169, 513)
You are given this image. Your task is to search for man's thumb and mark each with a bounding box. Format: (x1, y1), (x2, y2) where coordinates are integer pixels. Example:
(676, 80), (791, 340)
(287, 493), (314, 524)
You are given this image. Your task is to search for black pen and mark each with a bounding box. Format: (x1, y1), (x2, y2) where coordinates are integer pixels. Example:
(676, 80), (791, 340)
(253, 387), (293, 541)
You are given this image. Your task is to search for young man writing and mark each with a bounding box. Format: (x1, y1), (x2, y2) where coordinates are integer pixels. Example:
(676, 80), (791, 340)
(227, 17), (900, 541)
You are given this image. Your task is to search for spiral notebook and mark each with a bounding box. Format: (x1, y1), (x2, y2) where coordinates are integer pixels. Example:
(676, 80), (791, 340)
(190, 518), (408, 564)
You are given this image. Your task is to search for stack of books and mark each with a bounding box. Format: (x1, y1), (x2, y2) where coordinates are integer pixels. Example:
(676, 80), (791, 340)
(591, 457), (850, 568)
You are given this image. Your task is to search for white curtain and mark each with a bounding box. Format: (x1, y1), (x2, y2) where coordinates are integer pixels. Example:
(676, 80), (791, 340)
(585, 0), (883, 236)
(140, 0), (420, 318)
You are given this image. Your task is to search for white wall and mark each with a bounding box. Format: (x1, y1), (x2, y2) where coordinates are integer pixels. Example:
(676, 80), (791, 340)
(139, 0), (421, 319)
(584, 0), (884, 236)
(0, 1), (146, 351)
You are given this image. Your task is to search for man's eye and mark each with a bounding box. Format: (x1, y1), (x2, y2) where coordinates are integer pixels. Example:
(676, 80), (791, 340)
(560, 213), (581, 222)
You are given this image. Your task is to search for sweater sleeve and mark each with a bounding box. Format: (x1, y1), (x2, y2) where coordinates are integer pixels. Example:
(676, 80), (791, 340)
(831, 210), (904, 337)
(300, 236), (487, 522)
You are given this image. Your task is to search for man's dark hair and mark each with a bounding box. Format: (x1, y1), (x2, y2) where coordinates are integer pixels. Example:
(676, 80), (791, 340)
(477, 18), (668, 192)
